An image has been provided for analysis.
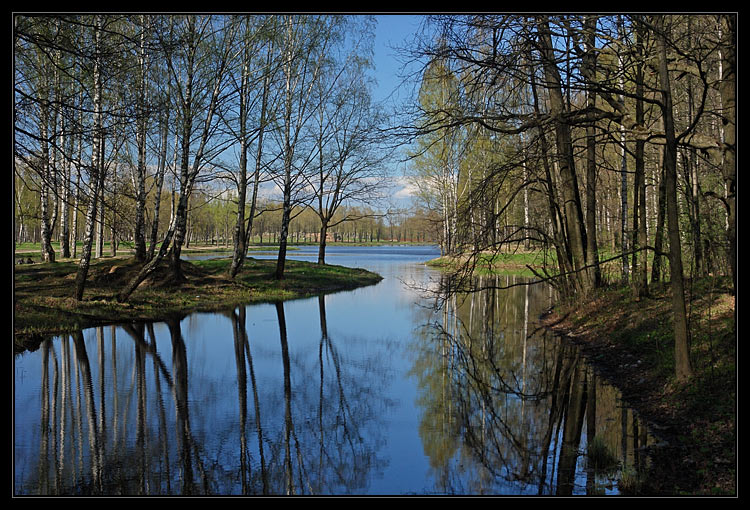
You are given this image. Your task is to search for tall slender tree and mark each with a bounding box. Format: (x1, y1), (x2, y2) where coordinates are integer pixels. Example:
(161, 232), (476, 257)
(654, 14), (692, 382)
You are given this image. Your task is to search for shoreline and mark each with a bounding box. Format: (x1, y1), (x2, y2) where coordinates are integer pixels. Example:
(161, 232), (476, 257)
(426, 252), (735, 495)
(539, 281), (735, 495)
(13, 255), (383, 353)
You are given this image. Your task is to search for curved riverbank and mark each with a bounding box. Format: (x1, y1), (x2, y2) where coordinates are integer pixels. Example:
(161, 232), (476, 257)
(425, 251), (548, 277)
(426, 252), (735, 495)
(540, 278), (735, 495)
(13, 255), (382, 353)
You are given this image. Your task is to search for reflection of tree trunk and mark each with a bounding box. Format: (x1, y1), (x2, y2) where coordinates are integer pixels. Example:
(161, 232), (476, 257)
(537, 341), (582, 494)
(40, 340), (51, 493)
(96, 328), (107, 462)
(73, 339), (84, 484)
(318, 295), (328, 338)
(556, 356), (587, 495)
(318, 296), (326, 482)
(135, 325), (148, 494)
(72, 331), (102, 493)
(147, 322), (172, 494)
(167, 318), (194, 494)
(276, 302), (294, 494)
(621, 407), (629, 466)
(537, 342), (567, 495)
(585, 366), (598, 495)
(111, 326), (119, 449)
(58, 337), (71, 493)
(50, 345), (59, 492)
(231, 309), (249, 494)
(241, 308), (268, 494)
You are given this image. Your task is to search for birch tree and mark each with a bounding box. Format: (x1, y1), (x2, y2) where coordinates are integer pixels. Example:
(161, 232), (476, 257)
(118, 15), (236, 301)
(307, 16), (388, 264)
(225, 15), (280, 278)
(272, 15), (344, 279)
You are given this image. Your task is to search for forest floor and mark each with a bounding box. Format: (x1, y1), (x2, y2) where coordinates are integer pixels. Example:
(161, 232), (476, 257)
(540, 277), (736, 496)
(13, 253), (382, 353)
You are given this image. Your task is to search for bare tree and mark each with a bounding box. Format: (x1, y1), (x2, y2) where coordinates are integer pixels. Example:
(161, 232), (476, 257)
(306, 16), (390, 264)
(273, 15), (343, 279)
(118, 15), (236, 301)
(225, 15), (280, 278)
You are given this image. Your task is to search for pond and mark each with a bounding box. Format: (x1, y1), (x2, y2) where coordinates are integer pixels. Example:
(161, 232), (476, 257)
(14, 245), (655, 495)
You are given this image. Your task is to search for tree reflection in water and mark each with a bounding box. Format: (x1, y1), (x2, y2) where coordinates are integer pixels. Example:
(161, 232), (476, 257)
(15, 266), (654, 495)
(16, 296), (389, 495)
(413, 274), (655, 495)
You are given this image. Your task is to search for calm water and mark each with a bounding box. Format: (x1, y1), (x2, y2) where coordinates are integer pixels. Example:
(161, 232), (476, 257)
(14, 245), (653, 495)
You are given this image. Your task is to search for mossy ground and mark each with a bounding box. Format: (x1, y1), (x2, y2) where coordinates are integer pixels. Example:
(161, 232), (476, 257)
(14, 253), (382, 352)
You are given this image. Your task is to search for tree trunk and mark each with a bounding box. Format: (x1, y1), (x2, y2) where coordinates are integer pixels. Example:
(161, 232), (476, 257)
(96, 181), (104, 259)
(60, 128), (73, 259)
(651, 155), (667, 285)
(229, 123), (249, 278)
(148, 107), (169, 261)
(275, 182), (292, 280)
(117, 217), (178, 303)
(231, 28), (271, 279)
(528, 52), (573, 295)
(655, 15), (693, 383)
(583, 15), (601, 288)
(74, 15), (103, 301)
(632, 16), (648, 299)
(39, 96), (56, 263)
(318, 220), (328, 264)
(537, 17), (590, 295)
(133, 18), (149, 262)
(718, 14), (736, 295)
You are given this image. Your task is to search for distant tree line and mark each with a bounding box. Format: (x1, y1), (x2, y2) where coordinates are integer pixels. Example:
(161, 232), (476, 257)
(14, 178), (439, 250)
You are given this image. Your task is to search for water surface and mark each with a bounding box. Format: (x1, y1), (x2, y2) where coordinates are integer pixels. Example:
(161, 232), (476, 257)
(14, 245), (653, 495)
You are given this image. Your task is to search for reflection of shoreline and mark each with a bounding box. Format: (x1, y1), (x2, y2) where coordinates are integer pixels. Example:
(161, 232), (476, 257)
(412, 274), (655, 495)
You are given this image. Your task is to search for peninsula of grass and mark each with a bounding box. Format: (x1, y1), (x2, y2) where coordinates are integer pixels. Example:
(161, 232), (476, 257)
(14, 255), (382, 351)
(426, 250), (555, 277)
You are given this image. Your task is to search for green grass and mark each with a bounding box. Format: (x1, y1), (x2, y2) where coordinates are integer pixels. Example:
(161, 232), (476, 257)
(14, 255), (382, 349)
(426, 249), (557, 277)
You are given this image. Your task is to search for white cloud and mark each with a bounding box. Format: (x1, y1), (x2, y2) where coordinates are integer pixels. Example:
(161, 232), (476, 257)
(393, 177), (417, 199)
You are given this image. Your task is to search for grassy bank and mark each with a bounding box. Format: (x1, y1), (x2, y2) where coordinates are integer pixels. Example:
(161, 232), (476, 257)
(425, 250), (554, 277)
(541, 277), (736, 495)
(13, 254), (382, 351)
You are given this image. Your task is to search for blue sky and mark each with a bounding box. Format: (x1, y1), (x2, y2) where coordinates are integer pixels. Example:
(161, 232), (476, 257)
(372, 15), (426, 206)
(372, 14), (424, 105)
